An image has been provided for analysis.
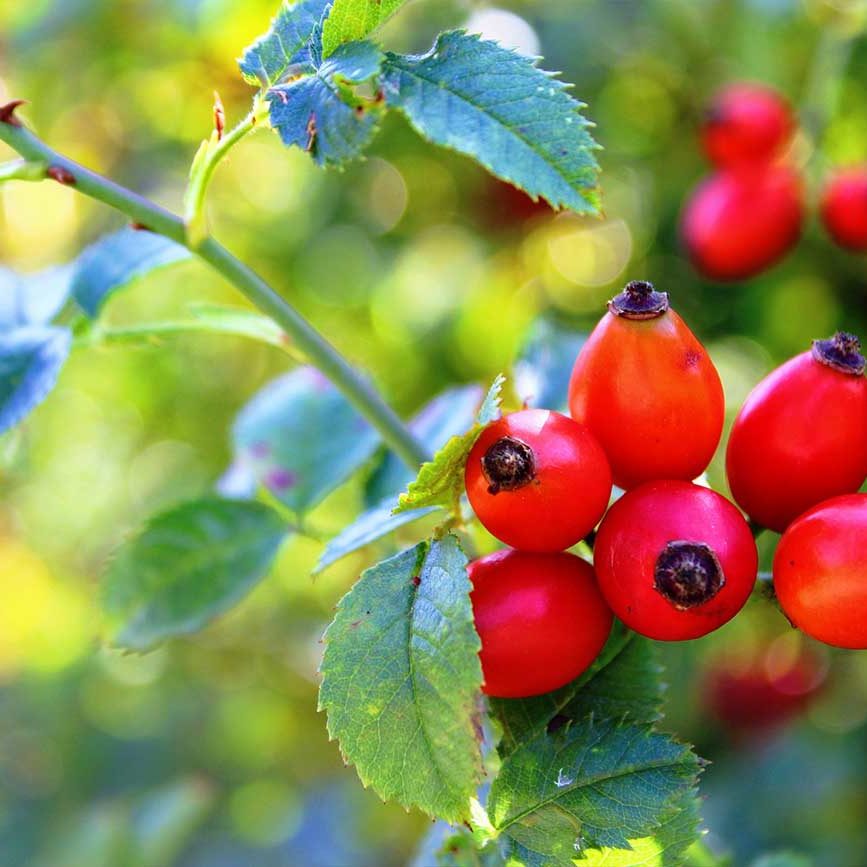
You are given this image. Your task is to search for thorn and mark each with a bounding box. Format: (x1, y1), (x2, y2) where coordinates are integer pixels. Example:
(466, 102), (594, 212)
(213, 91), (225, 141)
(47, 166), (76, 186)
(305, 114), (317, 152)
(130, 221), (153, 232)
(0, 100), (26, 126)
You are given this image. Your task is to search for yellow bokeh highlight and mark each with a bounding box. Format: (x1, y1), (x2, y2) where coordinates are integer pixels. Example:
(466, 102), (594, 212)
(0, 539), (92, 680)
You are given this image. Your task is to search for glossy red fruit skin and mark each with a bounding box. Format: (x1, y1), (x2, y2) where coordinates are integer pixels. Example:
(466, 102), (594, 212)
(701, 83), (794, 167)
(468, 549), (613, 698)
(594, 481), (758, 641)
(568, 304), (724, 491)
(726, 351), (867, 533)
(465, 409), (612, 552)
(821, 168), (867, 251)
(774, 494), (867, 649)
(681, 165), (804, 281)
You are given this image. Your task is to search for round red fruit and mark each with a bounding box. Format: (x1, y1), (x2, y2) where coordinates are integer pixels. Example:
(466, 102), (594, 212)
(821, 168), (867, 251)
(568, 280), (724, 490)
(594, 480), (758, 641)
(701, 83), (794, 167)
(774, 494), (867, 649)
(681, 164), (803, 281)
(726, 332), (867, 533)
(469, 549), (613, 698)
(465, 409), (611, 552)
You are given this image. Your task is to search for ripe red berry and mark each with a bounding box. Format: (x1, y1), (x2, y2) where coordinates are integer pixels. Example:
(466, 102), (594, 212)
(468, 549), (612, 697)
(701, 83), (794, 167)
(681, 164), (804, 281)
(820, 167), (867, 251)
(465, 408), (611, 552)
(568, 281), (724, 490)
(594, 480), (758, 641)
(774, 494), (867, 649)
(726, 332), (867, 533)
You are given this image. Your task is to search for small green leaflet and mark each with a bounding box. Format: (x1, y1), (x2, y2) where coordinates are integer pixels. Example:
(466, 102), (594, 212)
(72, 228), (191, 319)
(268, 39), (384, 167)
(322, 0), (407, 58)
(101, 498), (288, 651)
(319, 535), (484, 822)
(313, 497), (438, 574)
(492, 629), (665, 756)
(395, 374), (504, 515)
(381, 32), (601, 214)
(366, 383), (484, 505)
(238, 0), (331, 86)
(489, 717), (700, 863)
(0, 327), (71, 434)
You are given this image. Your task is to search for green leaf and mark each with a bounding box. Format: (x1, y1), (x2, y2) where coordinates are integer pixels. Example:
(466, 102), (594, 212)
(489, 717), (700, 863)
(395, 375), (504, 515)
(0, 326), (71, 434)
(101, 497), (288, 651)
(492, 630), (664, 757)
(313, 497), (439, 574)
(319, 535), (484, 822)
(381, 32), (601, 214)
(72, 228), (191, 319)
(238, 0), (332, 86)
(321, 0), (407, 57)
(573, 789), (702, 866)
(366, 383), (484, 505)
(0, 264), (73, 327)
(268, 39), (384, 167)
(230, 366), (381, 513)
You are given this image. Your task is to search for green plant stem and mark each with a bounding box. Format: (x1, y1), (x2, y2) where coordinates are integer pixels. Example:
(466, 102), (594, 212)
(0, 115), (430, 470)
(0, 158), (47, 182)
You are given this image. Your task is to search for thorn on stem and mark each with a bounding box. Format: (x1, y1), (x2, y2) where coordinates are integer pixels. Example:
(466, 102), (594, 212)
(213, 91), (225, 141)
(0, 100), (26, 127)
(47, 166), (76, 186)
(305, 114), (317, 152)
(130, 221), (153, 232)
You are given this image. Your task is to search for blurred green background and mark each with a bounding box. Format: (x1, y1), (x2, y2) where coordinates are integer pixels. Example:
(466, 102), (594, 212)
(3, 0), (867, 864)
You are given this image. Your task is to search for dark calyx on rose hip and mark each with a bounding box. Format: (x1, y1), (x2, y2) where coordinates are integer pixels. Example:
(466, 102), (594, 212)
(654, 540), (726, 610)
(481, 435), (536, 494)
(608, 280), (670, 320)
(811, 331), (866, 376)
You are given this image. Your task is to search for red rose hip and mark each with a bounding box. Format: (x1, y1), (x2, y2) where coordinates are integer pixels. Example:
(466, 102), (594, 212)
(774, 494), (867, 648)
(701, 83), (794, 167)
(726, 332), (867, 533)
(681, 164), (804, 281)
(821, 168), (867, 251)
(469, 549), (613, 697)
(465, 409), (611, 552)
(568, 280), (724, 490)
(594, 480), (758, 641)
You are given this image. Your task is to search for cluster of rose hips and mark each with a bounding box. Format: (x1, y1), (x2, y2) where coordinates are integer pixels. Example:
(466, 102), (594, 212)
(681, 82), (867, 282)
(464, 279), (867, 699)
